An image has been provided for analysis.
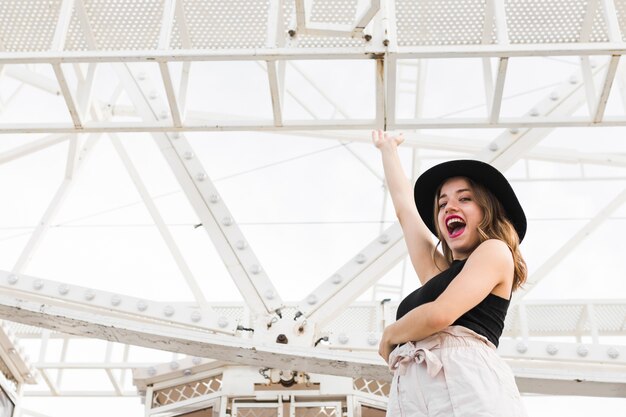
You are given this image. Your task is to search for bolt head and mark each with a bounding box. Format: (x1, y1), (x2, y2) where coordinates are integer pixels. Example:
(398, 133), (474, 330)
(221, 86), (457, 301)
(33, 279), (44, 290)
(516, 341), (528, 353)
(218, 316), (229, 328)
(163, 305), (175, 317)
(306, 294), (318, 305)
(355, 254), (367, 264)
(577, 345), (589, 357)
(546, 344), (558, 355)
(338, 334), (349, 344)
(7, 274), (18, 285)
(85, 290), (95, 301)
(190, 311), (201, 322)
(58, 284), (69, 295)
(137, 301), (148, 312)
(111, 295), (122, 306)
(331, 273), (342, 284)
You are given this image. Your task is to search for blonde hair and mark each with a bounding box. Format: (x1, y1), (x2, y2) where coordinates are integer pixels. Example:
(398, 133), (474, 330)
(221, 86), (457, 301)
(433, 177), (527, 291)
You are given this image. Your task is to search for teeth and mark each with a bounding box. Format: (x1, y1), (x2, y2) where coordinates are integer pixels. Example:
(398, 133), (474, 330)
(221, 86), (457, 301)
(447, 218), (465, 227)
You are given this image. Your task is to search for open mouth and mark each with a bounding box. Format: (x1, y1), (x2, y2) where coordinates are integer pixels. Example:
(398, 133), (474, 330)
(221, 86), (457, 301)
(446, 216), (466, 238)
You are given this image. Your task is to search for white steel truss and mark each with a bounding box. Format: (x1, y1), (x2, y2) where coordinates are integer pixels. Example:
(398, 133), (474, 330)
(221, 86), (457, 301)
(0, 0), (624, 411)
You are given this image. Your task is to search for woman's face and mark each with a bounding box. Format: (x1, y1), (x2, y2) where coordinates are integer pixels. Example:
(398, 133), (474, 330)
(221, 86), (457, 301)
(437, 177), (484, 260)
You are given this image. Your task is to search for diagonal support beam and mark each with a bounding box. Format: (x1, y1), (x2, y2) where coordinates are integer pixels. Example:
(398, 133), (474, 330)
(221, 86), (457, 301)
(52, 64), (83, 128)
(296, 224), (406, 327)
(109, 133), (208, 305)
(112, 64), (284, 316)
(513, 187), (626, 301)
(593, 55), (620, 122)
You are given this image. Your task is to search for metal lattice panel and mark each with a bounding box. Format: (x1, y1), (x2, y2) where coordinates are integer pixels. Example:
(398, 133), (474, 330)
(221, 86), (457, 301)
(505, 0), (609, 43)
(171, 0), (270, 50)
(614, 0), (626, 41)
(395, 0), (496, 46)
(295, 407), (338, 417)
(65, 0), (165, 51)
(0, 0), (63, 52)
(152, 374), (222, 408)
(236, 408), (278, 417)
(310, 0), (357, 25)
(353, 377), (390, 398)
(321, 305), (378, 334)
(594, 304), (626, 332)
(282, 1), (365, 48)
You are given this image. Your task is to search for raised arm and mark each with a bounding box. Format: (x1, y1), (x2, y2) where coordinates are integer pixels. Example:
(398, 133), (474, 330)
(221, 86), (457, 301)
(372, 130), (447, 284)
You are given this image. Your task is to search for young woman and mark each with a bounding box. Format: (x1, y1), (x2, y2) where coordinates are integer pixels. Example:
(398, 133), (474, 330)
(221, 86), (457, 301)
(372, 130), (527, 416)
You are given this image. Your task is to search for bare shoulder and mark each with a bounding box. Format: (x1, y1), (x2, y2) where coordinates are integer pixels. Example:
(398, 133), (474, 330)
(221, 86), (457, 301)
(466, 239), (513, 271)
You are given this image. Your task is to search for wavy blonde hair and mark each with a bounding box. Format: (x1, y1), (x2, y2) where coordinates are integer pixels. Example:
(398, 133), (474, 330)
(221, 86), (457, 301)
(433, 177), (527, 291)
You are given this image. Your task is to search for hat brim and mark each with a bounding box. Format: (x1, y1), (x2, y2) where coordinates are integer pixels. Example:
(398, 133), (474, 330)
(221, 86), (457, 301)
(414, 160), (526, 242)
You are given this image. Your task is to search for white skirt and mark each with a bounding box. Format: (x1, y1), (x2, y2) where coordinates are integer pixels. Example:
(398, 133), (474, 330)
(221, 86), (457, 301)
(385, 325), (527, 417)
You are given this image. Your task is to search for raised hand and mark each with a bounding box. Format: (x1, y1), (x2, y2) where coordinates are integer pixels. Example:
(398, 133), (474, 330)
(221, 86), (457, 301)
(372, 129), (404, 150)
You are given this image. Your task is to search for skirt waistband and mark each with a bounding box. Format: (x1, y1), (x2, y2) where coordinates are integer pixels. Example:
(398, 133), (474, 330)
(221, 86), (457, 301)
(388, 325), (495, 377)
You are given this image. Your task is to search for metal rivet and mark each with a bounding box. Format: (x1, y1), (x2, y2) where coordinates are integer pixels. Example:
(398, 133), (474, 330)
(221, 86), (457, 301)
(137, 301), (148, 312)
(209, 194), (220, 203)
(488, 142), (499, 152)
(111, 295), (122, 306)
(85, 290), (95, 301)
(546, 344), (558, 355)
(355, 254), (367, 264)
(192, 357), (202, 365)
(378, 234), (390, 244)
(163, 306), (175, 317)
(367, 333), (378, 346)
(549, 91), (559, 101)
(159, 111), (169, 120)
(222, 217), (232, 226)
(250, 265), (261, 275)
(137, 72), (146, 80)
(147, 367), (157, 376)
(530, 108), (539, 117)
(516, 341), (527, 354)
(331, 274), (342, 284)
(218, 316), (229, 328)
(577, 345), (589, 357)
(33, 279), (43, 290)
(338, 334), (349, 344)
(569, 75), (578, 84)
(170, 361), (179, 370)
(265, 289), (275, 300)
(509, 128), (519, 134)
(306, 295), (318, 305)
(183, 151), (194, 160)
(190, 311), (201, 322)
(196, 173), (207, 181)
(183, 369), (192, 376)
(58, 285), (69, 295)
(236, 240), (247, 250)
(7, 274), (18, 285)
(148, 90), (157, 100)
(608, 347), (620, 359)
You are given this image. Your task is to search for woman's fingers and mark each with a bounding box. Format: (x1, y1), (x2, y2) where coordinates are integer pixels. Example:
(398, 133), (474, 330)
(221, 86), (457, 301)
(372, 130), (403, 149)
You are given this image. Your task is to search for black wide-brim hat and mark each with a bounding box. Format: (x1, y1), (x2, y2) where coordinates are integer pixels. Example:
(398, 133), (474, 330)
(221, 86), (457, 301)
(414, 159), (527, 242)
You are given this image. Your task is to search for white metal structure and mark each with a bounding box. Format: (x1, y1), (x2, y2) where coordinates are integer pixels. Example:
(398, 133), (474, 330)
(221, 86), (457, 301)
(0, 0), (625, 415)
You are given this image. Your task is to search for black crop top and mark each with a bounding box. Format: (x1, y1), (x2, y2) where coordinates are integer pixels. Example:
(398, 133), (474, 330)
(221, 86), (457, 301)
(395, 259), (510, 347)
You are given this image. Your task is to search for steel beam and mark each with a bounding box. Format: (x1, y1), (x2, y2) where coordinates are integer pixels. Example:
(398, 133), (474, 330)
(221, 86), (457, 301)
(112, 64), (285, 317)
